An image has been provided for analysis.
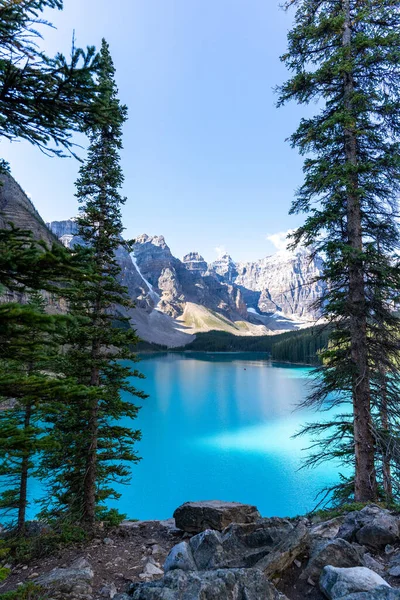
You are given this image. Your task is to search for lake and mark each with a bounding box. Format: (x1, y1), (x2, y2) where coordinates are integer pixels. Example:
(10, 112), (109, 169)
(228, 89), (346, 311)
(106, 352), (341, 520)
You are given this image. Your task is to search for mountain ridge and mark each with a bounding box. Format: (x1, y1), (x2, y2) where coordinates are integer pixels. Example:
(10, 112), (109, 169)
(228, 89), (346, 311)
(47, 220), (324, 345)
(0, 172), (324, 347)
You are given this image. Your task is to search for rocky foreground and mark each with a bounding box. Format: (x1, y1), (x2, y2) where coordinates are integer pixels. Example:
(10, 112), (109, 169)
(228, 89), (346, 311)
(3, 501), (400, 600)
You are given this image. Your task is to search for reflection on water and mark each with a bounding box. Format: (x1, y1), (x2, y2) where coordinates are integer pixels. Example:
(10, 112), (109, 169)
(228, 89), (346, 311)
(106, 353), (342, 520)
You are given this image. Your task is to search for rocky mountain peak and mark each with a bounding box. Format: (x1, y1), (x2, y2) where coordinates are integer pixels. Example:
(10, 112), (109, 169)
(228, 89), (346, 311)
(182, 252), (208, 275)
(210, 253), (238, 284)
(135, 234), (168, 250)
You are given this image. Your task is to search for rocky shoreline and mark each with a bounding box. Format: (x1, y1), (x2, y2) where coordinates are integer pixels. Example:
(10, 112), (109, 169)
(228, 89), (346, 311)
(3, 501), (400, 600)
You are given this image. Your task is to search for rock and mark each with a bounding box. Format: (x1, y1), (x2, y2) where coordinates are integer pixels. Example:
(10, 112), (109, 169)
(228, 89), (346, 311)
(301, 538), (363, 581)
(164, 541), (197, 572)
(357, 515), (399, 549)
(99, 583), (117, 598)
(311, 517), (344, 540)
(189, 529), (224, 570)
(255, 519), (309, 577)
(143, 562), (164, 577)
(337, 506), (399, 549)
(343, 589), (400, 599)
(113, 595), (130, 600)
(103, 537), (114, 546)
(363, 554), (385, 575)
(129, 568), (282, 600)
(23, 520), (53, 537)
(164, 517), (308, 576)
(389, 565), (400, 577)
(294, 559), (302, 568)
(320, 566), (390, 599)
(35, 558), (94, 597)
(173, 500), (261, 533)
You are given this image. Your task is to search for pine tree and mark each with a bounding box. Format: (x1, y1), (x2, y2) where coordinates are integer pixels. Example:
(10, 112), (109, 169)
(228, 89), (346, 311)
(40, 40), (146, 525)
(0, 0), (99, 157)
(0, 292), (78, 530)
(0, 223), (93, 294)
(279, 0), (400, 502)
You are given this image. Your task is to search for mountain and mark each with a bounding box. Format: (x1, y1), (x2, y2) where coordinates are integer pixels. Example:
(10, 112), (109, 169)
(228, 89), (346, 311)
(46, 220), (324, 345)
(0, 173), (57, 246)
(0, 173), (325, 347)
(235, 250), (325, 319)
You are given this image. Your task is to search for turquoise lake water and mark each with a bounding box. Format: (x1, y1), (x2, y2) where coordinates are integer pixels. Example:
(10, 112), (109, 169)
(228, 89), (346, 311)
(104, 352), (341, 520)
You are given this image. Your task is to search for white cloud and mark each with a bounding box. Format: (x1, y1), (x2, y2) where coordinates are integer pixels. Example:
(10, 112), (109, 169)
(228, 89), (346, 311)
(215, 245), (227, 259)
(266, 230), (294, 253)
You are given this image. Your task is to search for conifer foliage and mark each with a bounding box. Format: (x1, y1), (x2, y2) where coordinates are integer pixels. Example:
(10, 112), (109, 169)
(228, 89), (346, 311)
(279, 0), (400, 502)
(0, 0), (98, 156)
(40, 39), (145, 525)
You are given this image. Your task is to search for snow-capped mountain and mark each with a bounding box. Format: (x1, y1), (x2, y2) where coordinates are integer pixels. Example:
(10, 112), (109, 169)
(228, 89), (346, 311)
(0, 172), (325, 347)
(46, 219), (325, 345)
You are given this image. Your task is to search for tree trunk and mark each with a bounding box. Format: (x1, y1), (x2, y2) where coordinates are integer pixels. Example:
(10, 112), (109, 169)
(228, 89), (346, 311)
(342, 0), (377, 502)
(379, 365), (393, 503)
(83, 334), (101, 525)
(18, 401), (32, 533)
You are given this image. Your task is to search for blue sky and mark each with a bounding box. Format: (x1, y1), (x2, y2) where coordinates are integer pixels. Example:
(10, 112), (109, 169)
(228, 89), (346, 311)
(2, 0), (313, 263)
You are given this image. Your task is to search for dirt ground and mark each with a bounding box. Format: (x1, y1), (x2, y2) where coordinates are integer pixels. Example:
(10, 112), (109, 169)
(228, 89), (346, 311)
(0, 520), (186, 597)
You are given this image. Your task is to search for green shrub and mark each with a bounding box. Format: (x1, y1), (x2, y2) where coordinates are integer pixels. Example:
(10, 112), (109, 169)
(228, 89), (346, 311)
(96, 507), (126, 527)
(0, 583), (44, 600)
(4, 523), (88, 564)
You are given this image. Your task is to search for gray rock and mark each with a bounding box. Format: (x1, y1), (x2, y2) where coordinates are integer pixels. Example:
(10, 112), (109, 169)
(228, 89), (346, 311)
(35, 558), (94, 597)
(143, 562), (164, 577)
(363, 554), (385, 575)
(189, 529), (224, 570)
(114, 595), (130, 600)
(320, 566), (390, 599)
(129, 568), (282, 600)
(337, 506), (399, 549)
(103, 537), (114, 546)
(99, 583), (117, 598)
(302, 538), (363, 581)
(173, 501), (261, 533)
(163, 517), (308, 577)
(255, 519), (309, 577)
(24, 520), (53, 537)
(343, 588), (400, 599)
(311, 517), (344, 540)
(357, 515), (399, 549)
(164, 541), (197, 573)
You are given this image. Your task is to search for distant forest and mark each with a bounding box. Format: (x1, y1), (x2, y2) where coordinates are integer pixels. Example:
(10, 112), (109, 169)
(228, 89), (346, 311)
(137, 325), (331, 365)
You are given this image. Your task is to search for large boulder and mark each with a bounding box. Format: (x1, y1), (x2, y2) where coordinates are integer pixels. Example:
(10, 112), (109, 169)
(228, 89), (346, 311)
(164, 541), (198, 572)
(173, 501), (261, 533)
(301, 538), (364, 581)
(254, 519), (309, 577)
(35, 557), (94, 598)
(164, 518), (308, 577)
(129, 568), (283, 600)
(337, 506), (399, 549)
(320, 566), (390, 600)
(342, 590), (400, 599)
